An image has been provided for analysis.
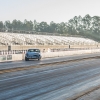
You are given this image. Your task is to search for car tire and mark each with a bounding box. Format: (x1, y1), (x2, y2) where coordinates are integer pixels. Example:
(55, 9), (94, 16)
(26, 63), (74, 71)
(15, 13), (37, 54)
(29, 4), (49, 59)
(25, 57), (29, 61)
(38, 58), (40, 61)
(38, 57), (41, 61)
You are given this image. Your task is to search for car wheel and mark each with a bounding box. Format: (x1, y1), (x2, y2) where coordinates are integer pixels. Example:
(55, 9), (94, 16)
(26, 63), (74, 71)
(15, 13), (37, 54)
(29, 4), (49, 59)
(38, 57), (41, 61)
(25, 57), (29, 61)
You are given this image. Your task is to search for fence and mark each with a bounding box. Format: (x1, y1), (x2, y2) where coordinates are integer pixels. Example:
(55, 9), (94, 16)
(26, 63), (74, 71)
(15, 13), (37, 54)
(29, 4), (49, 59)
(0, 48), (100, 55)
(0, 50), (27, 55)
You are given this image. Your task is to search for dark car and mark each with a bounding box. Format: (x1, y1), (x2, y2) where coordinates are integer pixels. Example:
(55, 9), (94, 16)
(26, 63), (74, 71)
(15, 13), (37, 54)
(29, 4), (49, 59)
(25, 49), (41, 61)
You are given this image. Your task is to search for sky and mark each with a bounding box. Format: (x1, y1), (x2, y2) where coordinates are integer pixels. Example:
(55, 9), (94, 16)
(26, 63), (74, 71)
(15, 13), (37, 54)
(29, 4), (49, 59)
(0, 0), (100, 24)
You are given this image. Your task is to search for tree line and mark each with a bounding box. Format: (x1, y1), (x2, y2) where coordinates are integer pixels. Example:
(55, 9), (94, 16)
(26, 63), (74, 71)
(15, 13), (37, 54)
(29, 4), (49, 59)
(0, 14), (100, 41)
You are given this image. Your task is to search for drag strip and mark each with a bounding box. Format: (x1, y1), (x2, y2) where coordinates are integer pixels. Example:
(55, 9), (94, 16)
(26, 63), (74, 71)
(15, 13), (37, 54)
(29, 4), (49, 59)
(0, 53), (100, 71)
(1, 58), (100, 100)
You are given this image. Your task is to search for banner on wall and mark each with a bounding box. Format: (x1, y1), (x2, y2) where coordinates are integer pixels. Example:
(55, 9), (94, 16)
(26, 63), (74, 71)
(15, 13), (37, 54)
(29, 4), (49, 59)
(0, 55), (6, 61)
(7, 55), (12, 60)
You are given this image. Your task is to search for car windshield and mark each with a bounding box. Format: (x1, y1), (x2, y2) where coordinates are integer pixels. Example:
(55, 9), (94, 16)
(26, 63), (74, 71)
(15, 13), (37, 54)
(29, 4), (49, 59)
(28, 49), (40, 52)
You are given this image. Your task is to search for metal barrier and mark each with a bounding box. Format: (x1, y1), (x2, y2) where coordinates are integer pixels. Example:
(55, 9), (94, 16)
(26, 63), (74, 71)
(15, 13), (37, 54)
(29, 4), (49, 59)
(0, 48), (99, 55)
(0, 50), (27, 55)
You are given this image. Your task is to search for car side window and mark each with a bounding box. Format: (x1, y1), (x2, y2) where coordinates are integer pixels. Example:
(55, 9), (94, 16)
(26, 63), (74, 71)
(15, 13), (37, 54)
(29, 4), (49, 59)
(28, 49), (31, 52)
(35, 49), (40, 52)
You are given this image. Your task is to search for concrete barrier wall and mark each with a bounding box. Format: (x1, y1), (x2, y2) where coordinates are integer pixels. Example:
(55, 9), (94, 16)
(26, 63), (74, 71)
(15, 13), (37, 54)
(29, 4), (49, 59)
(41, 49), (100, 58)
(0, 49), (100, 62)
(12, 54), (23, 61)
(0, 54), (23, 62)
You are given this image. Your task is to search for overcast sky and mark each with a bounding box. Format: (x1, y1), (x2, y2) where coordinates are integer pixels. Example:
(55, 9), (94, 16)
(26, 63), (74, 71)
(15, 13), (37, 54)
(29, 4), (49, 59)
(0, 0), (100, 24)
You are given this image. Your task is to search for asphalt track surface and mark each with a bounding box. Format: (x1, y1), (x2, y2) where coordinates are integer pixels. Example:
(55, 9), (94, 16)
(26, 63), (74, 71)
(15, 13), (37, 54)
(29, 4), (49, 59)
(0, 53), (100, 100)
(0, 53), (100, 70)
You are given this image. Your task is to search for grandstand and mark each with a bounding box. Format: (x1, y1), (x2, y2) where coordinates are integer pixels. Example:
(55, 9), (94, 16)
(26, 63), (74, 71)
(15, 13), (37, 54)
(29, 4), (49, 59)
(0, 32), (99, 51)
(0, 32), (98, 45)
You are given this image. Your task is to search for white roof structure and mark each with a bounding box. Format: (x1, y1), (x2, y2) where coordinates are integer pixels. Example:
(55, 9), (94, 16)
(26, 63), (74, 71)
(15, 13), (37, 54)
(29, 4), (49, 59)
(0, 32), (98, 45)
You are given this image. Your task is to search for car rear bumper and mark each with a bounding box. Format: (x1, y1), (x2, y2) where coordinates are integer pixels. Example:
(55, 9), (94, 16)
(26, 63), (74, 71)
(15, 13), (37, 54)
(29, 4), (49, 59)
(25, 56), (41, 59)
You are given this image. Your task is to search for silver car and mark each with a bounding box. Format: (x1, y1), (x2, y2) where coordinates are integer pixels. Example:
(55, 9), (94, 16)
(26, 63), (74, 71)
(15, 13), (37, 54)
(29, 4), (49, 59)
(25, 49), (41, 61)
